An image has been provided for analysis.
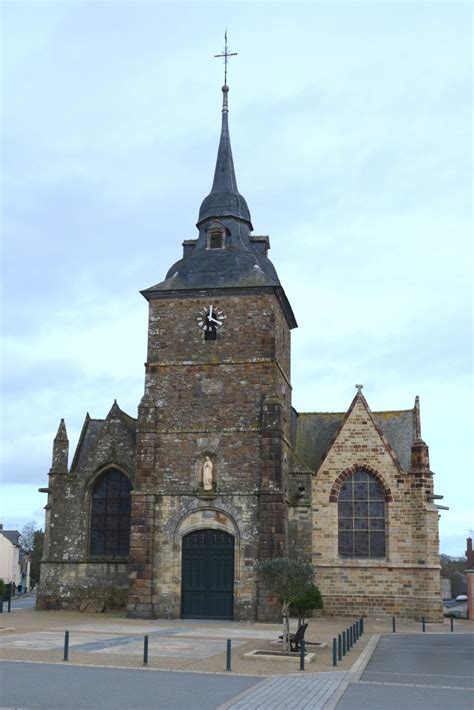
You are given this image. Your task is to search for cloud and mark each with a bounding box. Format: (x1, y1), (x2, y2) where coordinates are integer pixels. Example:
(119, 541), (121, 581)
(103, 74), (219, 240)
(1, 1), (471, 551)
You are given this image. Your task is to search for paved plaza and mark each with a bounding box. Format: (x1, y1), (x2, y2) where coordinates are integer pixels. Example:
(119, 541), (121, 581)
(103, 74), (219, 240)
(1, 603), (473, 708)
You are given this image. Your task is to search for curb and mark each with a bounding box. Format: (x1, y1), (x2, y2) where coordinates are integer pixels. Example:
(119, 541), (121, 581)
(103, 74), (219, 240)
(323, 633), (381, 709)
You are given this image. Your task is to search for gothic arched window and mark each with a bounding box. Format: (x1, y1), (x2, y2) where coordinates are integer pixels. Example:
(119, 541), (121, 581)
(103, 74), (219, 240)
(338, 469), (386, 558)
(89, 468), (132, 557)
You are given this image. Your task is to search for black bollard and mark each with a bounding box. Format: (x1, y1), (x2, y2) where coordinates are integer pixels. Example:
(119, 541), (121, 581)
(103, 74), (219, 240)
(332, 638), (337, 666)
(349, 625), (353, 648)
(143, 635), (149, 666)
(354, 622), (358, 642)
(422, 617), (426, 632)
(226, 639), (232, 671)
(63, 630), (69, 661)
(342, 629), (346, 656)
(360, 617), (364, 635)
(299, 639), (305, 671)
(450, 616), (454, 632)
(338, 633), (342, 661)
(392, 616), (396, 633)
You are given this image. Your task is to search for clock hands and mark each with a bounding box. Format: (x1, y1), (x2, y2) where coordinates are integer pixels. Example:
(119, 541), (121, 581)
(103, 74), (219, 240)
(198, 305), (225, 337)
(206, 305), (222, 326)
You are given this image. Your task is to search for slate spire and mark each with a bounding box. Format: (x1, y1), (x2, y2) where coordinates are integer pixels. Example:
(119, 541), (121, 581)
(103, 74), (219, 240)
(198, 83), (252, 228)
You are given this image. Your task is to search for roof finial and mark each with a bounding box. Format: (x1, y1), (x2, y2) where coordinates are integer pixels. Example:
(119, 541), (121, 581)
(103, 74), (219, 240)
(214, 30), (237, 113)
(355, 384), (364, 393)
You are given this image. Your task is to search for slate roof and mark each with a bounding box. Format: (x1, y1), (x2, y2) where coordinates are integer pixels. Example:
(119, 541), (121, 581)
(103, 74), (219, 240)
(150, 240), (282, 292)
(1, 530), (21, 546)
(198, 85), (252, 228)
(294, 407), (416, 473)
(141, 82), (297, 329)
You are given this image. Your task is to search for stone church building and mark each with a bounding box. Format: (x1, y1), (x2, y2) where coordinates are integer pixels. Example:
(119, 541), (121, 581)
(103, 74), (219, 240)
(37, 80), (443, 622)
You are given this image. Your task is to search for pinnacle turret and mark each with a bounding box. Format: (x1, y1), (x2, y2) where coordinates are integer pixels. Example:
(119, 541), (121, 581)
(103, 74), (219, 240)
(50, 418), (69, 474)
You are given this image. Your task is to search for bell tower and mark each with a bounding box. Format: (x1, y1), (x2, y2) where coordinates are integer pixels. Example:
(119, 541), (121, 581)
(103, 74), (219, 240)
(127, 50), (297, 620)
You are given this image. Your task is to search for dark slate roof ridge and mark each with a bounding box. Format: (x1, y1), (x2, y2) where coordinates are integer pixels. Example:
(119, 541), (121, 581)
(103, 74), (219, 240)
(293, 397), (416, 475)
(297, 408), (414, 416)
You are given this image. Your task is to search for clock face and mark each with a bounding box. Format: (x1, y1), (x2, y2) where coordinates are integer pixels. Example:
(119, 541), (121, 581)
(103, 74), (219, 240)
(197, 305), (226, 338)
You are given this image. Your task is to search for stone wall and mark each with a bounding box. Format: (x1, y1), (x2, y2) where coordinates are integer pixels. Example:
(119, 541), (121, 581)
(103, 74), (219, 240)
(38, 291), (443, 622)
(37, 561), (129, 611)
(311, 394), (442, 621)
(37, 406), (136, 611)
(128, 291), (292, 621)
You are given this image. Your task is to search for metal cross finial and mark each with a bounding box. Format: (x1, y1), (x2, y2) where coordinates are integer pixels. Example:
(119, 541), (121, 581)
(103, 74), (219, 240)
(214, 29), (237, 85)
(355, 384), (364, 393)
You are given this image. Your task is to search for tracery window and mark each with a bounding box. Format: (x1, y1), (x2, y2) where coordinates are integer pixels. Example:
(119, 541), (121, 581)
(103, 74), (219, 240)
(338, 469), (386, 558)
(89, 468), (132, 557)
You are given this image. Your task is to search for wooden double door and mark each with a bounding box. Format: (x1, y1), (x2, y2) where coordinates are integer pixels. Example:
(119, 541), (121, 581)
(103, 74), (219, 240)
(181, 529), (234, 620)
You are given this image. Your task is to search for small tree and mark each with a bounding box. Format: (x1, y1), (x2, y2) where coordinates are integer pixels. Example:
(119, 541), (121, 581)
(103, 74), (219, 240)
(291, 583), (323, 626)
(20, 522), (37, 554)
(258, 558), (314, 654)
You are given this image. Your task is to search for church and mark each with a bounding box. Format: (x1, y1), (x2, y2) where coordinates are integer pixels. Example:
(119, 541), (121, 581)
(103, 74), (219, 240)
(37, 74), (443, 622)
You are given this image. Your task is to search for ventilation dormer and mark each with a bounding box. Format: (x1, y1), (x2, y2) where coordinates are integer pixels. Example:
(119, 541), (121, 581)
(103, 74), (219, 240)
(206, 221), (226, 250)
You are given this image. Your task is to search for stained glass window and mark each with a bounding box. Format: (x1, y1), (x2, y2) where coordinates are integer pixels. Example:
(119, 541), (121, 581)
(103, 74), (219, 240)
(338, 470), (386, 558)
(89, 469), (132, 557)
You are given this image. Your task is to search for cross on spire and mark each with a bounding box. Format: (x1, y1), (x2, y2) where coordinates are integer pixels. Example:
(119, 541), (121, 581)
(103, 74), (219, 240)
(214, 30), (237, 85)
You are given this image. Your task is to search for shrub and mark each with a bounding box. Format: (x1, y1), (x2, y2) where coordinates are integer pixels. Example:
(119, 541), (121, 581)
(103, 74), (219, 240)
(291, 583), (323, 625)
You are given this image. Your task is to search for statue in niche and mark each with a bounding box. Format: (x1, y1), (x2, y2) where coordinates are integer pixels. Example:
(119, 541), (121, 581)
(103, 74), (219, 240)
(202, 456), (214, 490)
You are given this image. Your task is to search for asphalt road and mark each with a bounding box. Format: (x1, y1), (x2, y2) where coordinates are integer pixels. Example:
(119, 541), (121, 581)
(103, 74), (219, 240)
(0, 662), (262, 710)
(7, 593), (37, 610)
(335, 633), (474, 710)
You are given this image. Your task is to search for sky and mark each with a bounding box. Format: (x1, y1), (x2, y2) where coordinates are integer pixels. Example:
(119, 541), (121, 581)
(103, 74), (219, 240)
(1, 1), (472, 557)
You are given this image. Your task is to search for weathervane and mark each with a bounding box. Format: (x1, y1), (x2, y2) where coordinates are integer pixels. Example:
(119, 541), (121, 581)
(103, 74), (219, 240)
(214, 30), (237, 85)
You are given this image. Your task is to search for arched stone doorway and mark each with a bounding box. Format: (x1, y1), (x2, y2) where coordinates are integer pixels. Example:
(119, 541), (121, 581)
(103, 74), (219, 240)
(181, 528), (234, 619)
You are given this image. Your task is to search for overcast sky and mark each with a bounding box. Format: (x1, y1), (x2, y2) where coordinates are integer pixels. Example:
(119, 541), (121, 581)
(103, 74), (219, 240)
(1, 1), (472, 557)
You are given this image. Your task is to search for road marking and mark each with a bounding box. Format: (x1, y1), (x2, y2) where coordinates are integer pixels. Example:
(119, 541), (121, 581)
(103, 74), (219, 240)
(363, 670), (472, 679)
(359, 680), (473, 691)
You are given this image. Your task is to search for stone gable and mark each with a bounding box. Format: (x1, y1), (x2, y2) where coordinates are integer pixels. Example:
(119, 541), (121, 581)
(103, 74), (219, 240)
(308, 392), (442, 620)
